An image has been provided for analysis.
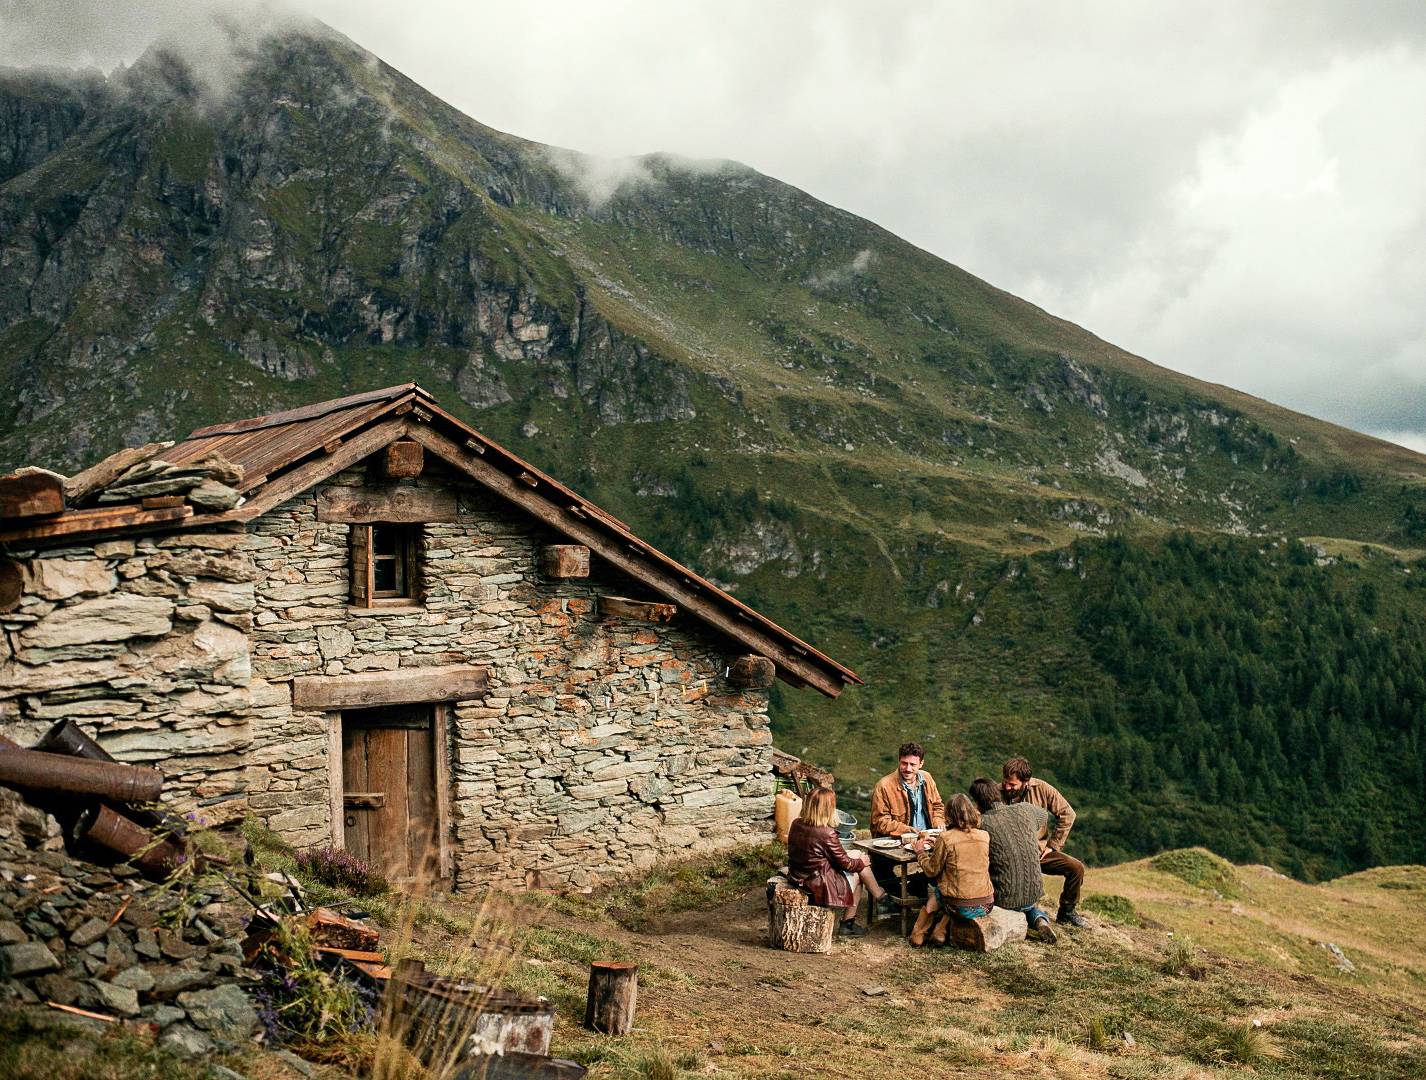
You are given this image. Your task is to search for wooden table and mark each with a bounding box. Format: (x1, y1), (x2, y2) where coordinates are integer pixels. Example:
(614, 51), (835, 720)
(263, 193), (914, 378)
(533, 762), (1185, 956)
(851, 838), (923, 936)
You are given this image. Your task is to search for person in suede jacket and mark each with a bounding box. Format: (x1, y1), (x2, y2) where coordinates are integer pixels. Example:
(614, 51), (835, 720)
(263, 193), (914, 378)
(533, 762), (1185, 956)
(870, 740), (947, 837)
(787, 786), (891, 937)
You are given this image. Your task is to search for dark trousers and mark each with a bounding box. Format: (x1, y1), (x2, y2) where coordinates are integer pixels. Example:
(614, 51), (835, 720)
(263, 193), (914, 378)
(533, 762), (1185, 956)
(1041, 849), (1085, 911)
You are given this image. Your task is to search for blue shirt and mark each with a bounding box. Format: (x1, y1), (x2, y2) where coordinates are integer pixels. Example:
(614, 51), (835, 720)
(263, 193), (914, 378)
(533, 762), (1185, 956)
(902, 777), (929, 831)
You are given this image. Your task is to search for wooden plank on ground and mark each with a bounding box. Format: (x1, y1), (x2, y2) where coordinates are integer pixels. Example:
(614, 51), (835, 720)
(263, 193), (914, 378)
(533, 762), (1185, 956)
(293, 665), (488, 709)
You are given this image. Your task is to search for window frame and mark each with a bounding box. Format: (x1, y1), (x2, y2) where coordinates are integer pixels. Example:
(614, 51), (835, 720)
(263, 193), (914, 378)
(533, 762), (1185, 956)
(350, 523), (421, 607)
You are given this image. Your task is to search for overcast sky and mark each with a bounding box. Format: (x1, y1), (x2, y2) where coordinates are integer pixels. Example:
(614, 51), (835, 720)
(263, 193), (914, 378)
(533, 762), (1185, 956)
(6, 1), (1425, 453)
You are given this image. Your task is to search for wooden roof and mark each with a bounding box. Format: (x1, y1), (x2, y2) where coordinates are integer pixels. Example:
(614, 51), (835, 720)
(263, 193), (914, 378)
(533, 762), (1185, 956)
(5, 384), (862, 697)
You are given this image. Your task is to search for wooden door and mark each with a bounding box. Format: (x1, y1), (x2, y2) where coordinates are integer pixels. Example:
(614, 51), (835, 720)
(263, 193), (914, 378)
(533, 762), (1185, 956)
(341, 705), (440, 883)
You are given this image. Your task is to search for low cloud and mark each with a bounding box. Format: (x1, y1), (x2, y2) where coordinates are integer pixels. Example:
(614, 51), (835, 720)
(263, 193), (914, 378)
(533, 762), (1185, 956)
(542, 147), (657, 208)
(805, 248), (874, 290)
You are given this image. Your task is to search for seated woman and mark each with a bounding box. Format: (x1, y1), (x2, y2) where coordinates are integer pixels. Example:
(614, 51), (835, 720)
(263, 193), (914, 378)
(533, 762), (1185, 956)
(786, 786), (891, 937)
(909, 793), (993, 946)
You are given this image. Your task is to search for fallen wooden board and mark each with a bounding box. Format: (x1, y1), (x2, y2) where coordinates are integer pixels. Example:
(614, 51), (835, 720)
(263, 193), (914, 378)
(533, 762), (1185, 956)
(314, 946), (384, 962)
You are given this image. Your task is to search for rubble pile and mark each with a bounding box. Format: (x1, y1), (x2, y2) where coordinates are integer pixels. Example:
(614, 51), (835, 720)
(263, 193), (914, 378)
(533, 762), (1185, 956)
(0, 784), (256, 1055)
(65, 442), (245, 511)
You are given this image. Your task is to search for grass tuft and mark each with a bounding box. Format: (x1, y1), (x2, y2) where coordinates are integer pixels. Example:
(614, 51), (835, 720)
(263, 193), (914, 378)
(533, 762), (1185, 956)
(1209, 1021), (1267, 1066)
(1160, 935), (1206, 979)
(1082, 893), (1140, 926)
(1150, 848), (1240, 898)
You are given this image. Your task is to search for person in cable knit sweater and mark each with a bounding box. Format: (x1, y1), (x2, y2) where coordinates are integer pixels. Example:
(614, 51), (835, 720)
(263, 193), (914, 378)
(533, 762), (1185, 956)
(968, 777), (1058, 943)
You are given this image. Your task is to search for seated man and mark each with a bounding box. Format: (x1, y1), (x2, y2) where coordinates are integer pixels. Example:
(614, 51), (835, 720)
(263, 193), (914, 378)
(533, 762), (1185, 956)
(870, 740), (947, 837)
(1000, 756), (1087, 929)
(968, 777), (1057, 942)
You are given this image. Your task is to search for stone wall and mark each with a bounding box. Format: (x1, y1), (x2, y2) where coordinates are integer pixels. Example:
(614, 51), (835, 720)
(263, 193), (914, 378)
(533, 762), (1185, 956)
(0, 530), (256, 812)
(1, 457), (777, 890)
(244, 461), (774, 889)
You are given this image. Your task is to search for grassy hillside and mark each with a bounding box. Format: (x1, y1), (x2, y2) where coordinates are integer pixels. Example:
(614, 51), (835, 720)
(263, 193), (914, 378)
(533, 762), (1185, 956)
(8, 841), (1423, 1079)
(3, 27), (1426, 878)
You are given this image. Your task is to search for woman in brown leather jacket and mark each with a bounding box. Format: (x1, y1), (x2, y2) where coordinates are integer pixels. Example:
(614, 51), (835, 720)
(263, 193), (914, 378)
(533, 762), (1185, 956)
(787, 787), (891, 937)
(908, 793), (994, 946)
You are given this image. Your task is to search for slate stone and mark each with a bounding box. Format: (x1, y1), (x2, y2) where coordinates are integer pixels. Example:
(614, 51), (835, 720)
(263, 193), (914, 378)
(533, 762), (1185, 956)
(150, 965), (213, 996)
(158, 928), (197, 959)
(158, 1023), (214, 1056)
(0, 920), (26, 944)
(177, 983), (257, 1039)
(1, 941), (60, 976)
(112, 964), (156, 992)
(33, 972), (82, 1005)
(69, 917), (109, 947)
(274, 1050), (316, 1077)
(92, 979), (140, 1017)
(151, 1003), (186, 1027)
(134, 928), (161, 959)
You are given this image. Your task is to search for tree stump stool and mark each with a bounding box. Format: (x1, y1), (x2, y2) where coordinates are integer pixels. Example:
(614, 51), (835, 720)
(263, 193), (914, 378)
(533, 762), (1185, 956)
(948, 906), (1028, 952)
(768, 883), (837, 954)
(583, 961), (638, 1034)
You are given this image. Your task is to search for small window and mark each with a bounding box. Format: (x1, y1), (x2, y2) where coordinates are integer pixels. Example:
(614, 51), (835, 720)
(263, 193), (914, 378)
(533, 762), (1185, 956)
(350, 524), (420, 606)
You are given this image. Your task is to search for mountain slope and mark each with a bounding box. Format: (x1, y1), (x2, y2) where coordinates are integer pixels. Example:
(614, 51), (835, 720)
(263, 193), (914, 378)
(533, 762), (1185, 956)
(2, 25), (1425, 877)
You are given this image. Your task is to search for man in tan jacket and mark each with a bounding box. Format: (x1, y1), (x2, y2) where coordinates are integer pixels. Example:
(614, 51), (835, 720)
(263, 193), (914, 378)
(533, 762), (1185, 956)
(871, 741), (947, 837)
(1001, 756), (1087, 928)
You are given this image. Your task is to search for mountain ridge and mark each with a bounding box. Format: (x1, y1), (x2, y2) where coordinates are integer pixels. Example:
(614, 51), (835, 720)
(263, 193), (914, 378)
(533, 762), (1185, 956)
(3, 25), (1425, 879)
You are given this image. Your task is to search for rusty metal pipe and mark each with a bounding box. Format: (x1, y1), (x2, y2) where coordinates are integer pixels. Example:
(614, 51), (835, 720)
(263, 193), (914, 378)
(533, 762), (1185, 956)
(33, 718), (115, 761)
(76, 804), (187, 880)
(30, 720), (178, 832)
(0, 747), (163, 804)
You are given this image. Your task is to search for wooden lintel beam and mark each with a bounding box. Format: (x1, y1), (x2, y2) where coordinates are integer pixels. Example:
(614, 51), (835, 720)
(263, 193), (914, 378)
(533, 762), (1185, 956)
(405, 425), (843, 697)
(292, 664), (488, 709)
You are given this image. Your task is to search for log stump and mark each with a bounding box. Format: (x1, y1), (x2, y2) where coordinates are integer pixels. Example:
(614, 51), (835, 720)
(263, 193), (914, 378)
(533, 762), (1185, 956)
(949, 906), (1028, 952)
(583, 961), (638, 1034)
(768, 884), (837, 954)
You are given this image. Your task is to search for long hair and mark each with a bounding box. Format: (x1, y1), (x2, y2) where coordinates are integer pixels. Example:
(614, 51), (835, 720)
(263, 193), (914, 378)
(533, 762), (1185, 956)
(946, 792), (980, 831)
(799, 786), (839, 828)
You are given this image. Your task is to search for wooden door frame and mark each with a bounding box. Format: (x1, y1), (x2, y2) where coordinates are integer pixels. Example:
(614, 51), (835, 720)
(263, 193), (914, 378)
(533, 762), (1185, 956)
(327, 702), (452, 884)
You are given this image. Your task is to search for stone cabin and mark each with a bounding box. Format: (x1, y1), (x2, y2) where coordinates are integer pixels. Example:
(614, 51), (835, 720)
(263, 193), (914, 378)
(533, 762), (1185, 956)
(0, 384), (860, 890)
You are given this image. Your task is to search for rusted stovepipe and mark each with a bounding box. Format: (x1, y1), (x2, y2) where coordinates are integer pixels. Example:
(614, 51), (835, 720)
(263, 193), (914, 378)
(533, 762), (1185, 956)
(74, 803), (188, 880)
(31, 719), (179, 832)
(0, 746), (163, 803)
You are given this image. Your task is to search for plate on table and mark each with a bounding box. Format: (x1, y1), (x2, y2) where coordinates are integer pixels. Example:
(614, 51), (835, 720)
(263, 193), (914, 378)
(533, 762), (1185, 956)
(872, 837), (900, 849)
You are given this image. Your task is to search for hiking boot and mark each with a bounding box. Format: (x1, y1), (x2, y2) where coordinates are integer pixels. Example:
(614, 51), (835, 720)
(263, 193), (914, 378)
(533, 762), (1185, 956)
(1057, 907), (1088, 929)
(875, 894), (899, 919)
(839, 918), (868, 938)
(1031, 916), (1058, 943)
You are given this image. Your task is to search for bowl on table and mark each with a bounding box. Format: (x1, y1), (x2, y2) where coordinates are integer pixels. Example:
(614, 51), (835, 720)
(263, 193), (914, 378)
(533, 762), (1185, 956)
(835, 809), (857, 841)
